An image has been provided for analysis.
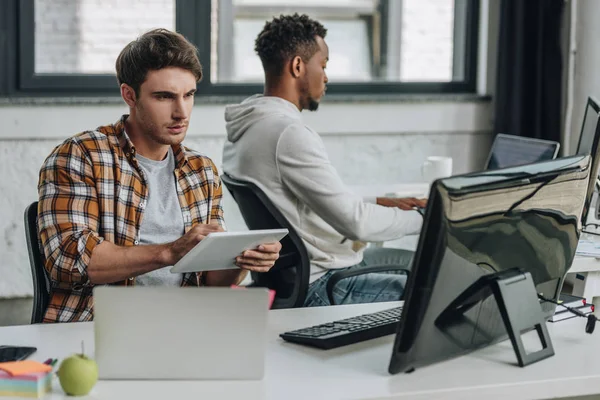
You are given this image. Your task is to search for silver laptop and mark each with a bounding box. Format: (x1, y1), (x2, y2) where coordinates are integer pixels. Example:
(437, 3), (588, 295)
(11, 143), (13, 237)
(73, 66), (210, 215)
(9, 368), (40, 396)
(93, 286), (269, 380)
(485, 133), (560, 170)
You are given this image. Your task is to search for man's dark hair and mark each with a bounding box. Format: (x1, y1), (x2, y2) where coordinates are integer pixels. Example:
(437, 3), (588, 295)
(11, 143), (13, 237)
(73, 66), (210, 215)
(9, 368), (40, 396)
(255, 13), (327, 76)
(116, 28), (202, 96)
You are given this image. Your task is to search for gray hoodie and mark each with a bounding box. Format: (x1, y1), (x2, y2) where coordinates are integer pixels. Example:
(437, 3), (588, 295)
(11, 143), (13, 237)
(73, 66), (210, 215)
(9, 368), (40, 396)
(222, 95), (422, 282)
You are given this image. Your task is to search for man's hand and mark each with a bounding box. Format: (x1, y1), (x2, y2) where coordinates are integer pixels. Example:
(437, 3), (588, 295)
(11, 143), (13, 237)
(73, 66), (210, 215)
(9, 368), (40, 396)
(377, 197), (427, 211)
(235, 242), (282, 273)
(165, 222), (224, 265)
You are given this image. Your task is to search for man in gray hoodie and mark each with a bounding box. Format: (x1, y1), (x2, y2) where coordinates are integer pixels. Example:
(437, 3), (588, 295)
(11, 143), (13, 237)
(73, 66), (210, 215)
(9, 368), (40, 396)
(222, 14), (426, 307)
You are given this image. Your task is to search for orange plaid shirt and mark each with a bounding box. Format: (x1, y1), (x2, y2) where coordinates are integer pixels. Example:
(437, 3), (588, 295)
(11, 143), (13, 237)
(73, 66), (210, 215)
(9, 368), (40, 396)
(37, 116), (225, 323)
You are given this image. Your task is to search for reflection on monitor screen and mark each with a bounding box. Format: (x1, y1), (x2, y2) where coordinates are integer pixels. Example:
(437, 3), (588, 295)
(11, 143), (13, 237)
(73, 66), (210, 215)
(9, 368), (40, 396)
(389, 155), (591, 374)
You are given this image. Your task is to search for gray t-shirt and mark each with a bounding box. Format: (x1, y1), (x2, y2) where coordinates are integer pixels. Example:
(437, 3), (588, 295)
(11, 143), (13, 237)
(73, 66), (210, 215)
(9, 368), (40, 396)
(135, 148), (184, 286)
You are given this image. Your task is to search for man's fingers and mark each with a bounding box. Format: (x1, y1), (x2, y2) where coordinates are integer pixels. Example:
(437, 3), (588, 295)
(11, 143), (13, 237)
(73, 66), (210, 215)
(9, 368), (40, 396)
(236, 256), (277, 266)
(257, 242), (282, 253)
(191, 224), (224, 236)
(237, 264), (273, 273)
(240, 249), (279, 261)
(393, 200), (415, 210)
(379, 197), (427, 210)
(203, 223), (224, 232)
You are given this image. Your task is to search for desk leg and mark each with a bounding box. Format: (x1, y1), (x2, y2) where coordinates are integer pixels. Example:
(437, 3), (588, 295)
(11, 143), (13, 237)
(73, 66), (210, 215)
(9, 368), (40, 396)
(571, 271), (600, 304)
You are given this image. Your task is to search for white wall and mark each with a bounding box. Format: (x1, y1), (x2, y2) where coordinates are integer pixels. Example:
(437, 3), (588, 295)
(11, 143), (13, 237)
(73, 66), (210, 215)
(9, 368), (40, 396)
(0, 100), (493, 298)
(568, 0), (600, 152)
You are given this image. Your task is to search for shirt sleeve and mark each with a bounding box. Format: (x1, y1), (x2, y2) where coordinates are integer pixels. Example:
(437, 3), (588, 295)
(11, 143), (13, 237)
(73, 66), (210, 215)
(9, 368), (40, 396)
(209, 159), (227, 230)
(275, 124), (422, 242)
(37, 139), (104, 287)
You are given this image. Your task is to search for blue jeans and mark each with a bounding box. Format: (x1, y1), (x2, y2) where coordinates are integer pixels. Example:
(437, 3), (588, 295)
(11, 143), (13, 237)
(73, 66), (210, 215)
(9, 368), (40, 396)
(303, 247), (414, 307)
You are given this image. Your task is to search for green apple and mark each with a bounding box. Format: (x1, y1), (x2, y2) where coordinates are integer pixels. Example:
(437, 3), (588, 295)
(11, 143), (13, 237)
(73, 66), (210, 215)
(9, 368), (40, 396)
(57, 353), (99, 396)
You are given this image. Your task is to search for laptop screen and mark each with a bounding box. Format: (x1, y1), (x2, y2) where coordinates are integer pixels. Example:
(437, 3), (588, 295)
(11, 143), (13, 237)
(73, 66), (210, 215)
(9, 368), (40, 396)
(485, 134), (559, 170)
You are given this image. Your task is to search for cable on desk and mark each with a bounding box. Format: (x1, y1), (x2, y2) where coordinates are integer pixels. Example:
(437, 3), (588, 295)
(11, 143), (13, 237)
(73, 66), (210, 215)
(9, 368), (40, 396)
(538, 293), (599, 334)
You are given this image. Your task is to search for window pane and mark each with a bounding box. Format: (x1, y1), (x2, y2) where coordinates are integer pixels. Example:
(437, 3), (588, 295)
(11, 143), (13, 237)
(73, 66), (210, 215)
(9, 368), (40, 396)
(399, 0), (454, 81)
(211, 0), (462, 83)
(34, 0), (176, 74)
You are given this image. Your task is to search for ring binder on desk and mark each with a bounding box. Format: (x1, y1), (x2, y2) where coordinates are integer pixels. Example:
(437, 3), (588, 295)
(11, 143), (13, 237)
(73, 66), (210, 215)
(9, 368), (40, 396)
(436, 268), (554, 367)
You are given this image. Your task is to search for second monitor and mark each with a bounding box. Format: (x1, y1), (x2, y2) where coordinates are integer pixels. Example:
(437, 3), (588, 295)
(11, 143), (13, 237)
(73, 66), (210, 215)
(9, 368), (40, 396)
(575, 96), (600, 224)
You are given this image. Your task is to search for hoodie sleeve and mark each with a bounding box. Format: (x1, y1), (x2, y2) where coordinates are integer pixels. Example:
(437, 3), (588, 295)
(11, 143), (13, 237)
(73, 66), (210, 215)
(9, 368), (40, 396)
(275, 124), (423, 242)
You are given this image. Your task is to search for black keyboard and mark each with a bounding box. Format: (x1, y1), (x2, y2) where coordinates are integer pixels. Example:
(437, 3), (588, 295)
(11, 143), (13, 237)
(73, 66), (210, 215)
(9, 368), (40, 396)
(280, 306), (403, 350)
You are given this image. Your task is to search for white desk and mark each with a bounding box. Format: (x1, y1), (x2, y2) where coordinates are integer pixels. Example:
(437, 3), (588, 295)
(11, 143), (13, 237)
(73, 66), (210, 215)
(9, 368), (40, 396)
(1, 302), (600, 400)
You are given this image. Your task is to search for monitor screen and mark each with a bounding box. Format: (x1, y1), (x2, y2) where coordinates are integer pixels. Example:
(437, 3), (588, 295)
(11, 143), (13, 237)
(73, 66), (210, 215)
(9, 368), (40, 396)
(576, 97), (600, 155)
(486, 134), (560, 170)
(389, 154), (591, 374)
(575, 97), (600, 224)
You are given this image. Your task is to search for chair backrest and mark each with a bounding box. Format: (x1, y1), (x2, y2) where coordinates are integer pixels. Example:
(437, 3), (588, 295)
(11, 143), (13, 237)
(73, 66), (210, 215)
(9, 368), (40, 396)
(23, 201), (50, 324)
(221, 174), (310, 308)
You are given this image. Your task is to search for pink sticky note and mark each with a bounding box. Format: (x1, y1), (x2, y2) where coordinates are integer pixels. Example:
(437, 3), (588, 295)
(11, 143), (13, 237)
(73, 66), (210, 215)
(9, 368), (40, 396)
(267, 289), (276, 309)
(231, 285), (276, 309)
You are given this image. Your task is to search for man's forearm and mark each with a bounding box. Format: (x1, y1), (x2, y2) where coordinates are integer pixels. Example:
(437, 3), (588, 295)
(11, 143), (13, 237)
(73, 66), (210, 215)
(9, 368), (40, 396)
(87, 241), (171, 284)
(205, 269), (248, 286)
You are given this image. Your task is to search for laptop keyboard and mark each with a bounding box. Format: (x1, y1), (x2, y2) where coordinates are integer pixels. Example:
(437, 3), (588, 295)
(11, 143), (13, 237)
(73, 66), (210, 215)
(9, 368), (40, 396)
(280, 306), (403, 350)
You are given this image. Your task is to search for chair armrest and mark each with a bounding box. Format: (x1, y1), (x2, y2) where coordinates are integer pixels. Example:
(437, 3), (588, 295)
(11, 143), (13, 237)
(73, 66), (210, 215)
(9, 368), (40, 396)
(326, 265), (410, 305)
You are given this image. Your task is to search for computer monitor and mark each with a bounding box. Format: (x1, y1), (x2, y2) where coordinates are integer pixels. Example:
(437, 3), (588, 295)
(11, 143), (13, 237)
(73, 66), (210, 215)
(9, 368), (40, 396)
(575, 96), (600, 224)
(389, 154), (591, 374)
(485, 134), (560, 171)
(575, 97), (600, 155)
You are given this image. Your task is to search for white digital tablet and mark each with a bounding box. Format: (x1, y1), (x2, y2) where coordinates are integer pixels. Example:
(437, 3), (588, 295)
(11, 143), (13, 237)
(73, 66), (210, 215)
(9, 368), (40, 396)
(170, 229), (289, 273)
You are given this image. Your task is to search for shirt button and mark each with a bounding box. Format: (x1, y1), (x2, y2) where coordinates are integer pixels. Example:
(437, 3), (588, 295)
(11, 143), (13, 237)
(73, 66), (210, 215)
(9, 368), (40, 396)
(134, 240), (139, 245)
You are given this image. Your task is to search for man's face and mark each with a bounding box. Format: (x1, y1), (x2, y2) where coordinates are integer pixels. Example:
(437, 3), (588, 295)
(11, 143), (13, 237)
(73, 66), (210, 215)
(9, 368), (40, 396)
(131, 67), (197, 147)
(300, 36), (329, 111)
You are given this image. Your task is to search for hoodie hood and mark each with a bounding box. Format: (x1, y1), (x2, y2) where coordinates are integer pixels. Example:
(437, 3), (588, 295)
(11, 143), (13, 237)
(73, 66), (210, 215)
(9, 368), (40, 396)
(224, 94), (302, 142)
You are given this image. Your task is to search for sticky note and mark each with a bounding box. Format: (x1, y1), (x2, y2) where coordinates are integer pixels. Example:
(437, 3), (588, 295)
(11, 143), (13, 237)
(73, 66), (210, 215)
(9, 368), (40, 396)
(0, 361), (52, 377)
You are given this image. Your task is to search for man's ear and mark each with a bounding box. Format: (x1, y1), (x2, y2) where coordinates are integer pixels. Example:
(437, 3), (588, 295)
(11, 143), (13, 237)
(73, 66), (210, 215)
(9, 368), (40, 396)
(120, 84), (137, 108)
(291, 56), (304, 79)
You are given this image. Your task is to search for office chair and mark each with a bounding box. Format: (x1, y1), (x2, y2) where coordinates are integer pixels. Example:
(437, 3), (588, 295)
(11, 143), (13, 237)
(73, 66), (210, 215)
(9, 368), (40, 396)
(221, 174), (411, 307)
(24, 201), (50, 324)
(222, 174), (310, 308)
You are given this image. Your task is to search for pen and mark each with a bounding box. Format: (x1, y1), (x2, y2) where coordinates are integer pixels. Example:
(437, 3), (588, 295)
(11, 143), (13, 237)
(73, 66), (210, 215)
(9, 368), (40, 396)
(50, 359), (58, 367)
(42, 358), (52, 365)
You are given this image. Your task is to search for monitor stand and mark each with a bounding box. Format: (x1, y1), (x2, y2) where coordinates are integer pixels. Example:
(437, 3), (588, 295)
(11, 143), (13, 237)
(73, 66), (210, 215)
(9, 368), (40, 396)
(436, 268), (554, 367)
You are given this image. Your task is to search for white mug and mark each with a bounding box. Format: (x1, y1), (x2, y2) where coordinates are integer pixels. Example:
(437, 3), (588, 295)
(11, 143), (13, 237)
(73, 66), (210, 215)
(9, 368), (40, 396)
(422, 156), (453, 183)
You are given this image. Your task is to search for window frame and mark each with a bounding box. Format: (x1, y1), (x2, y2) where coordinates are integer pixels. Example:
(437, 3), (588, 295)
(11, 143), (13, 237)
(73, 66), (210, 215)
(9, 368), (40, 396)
(0, 0), (480, 97)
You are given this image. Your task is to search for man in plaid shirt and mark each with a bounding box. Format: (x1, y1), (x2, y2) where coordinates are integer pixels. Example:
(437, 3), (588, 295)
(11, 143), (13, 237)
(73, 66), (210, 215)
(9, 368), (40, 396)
(37, 29), (281, 323)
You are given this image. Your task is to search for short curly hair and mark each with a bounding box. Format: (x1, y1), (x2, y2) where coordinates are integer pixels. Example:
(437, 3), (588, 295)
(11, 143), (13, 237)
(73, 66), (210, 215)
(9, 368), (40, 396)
(255, 13), (327, 76)
(116, 28), (202, 97)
